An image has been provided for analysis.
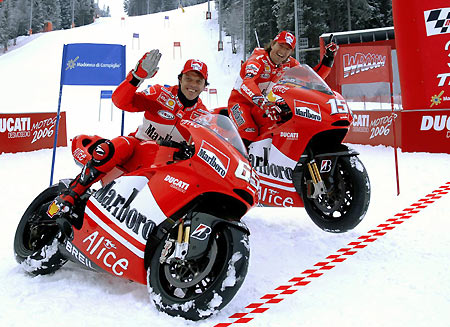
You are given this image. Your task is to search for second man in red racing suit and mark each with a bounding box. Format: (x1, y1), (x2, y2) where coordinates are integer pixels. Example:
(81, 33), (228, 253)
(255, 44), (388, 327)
(228, 30), (338, 146)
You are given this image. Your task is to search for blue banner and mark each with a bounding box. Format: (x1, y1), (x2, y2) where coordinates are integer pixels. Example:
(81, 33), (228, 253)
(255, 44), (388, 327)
(61, 43), (126, 86)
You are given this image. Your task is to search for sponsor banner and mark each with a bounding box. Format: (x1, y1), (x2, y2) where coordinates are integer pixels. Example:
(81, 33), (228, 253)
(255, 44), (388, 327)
(61, 43), (126, 86)
(259, 184), (303, 207)
(197, 140), (230, 178)
(401, 109), (450, 153)
(393, 1), (450, 110)
(294, 99), (322, 121)
(424, 7), (450, 36)
(0, 112), (67, 154)
(344, 110), (401, 147)
(338, 46), (391, 85)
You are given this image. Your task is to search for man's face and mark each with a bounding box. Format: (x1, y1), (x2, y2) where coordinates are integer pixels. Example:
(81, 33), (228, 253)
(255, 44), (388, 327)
(179, 71), (206, 100)
(269, 42), (293, 65)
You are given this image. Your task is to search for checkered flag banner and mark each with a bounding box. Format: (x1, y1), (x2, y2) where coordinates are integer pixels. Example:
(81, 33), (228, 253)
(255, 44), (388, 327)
(424, 7), (450, 36)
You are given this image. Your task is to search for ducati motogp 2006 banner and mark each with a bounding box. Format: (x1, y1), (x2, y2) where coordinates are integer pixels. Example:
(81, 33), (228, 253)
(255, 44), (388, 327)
(344, 110), (402, 147)
(393, 0), (450, 153)
(0, 112), (67, 154)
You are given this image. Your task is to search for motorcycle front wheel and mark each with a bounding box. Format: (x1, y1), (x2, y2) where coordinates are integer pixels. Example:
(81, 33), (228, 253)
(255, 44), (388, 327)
(295, 155), (371, 233)
(14, 185), (67, 275)
(147, 224), (249, 320)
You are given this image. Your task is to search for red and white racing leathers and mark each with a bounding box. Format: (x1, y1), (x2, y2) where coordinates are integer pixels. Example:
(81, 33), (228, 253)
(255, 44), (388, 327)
(54, 72), (209, 210)
(96, 71), (209, 172)
(228, 48), (332, 142)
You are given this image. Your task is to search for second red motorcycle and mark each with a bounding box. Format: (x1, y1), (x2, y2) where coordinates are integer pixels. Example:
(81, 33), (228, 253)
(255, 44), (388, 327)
(230, 65), (371, 232)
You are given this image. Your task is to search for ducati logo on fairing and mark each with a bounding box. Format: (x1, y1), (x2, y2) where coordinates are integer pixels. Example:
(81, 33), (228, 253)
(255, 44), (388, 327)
(164, 174), (190, 193)
(197, 141), (230, 178)
(191, 224), (212, 241)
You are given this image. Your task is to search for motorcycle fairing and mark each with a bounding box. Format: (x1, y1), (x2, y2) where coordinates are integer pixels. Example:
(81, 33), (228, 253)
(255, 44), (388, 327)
(249, 138), (304, 207)
(67, 175), (169, 284)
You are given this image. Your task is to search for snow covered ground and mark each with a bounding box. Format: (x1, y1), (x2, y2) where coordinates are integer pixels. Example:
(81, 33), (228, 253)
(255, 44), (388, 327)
(1, 3), (449, 327)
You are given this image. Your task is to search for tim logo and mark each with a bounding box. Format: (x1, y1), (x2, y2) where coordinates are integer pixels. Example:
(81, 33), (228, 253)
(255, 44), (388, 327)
(343, 53), (386, 78)
(294, 99), (321, 122)
(425, 8), (450, 36)
(197, 141), (230, 178)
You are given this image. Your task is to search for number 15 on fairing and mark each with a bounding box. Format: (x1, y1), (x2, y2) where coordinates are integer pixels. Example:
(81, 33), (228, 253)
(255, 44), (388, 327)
(327, 98), (350, 115)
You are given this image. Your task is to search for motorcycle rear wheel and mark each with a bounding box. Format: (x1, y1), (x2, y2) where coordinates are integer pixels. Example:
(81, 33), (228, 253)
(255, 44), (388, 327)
(14, 185), (67, 275)
(147, 225), (249, 320)
(296, 155), (370, 233)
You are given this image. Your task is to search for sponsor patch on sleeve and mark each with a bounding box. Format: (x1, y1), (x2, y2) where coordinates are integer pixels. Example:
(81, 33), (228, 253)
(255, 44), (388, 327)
(245, 62), (261, 76)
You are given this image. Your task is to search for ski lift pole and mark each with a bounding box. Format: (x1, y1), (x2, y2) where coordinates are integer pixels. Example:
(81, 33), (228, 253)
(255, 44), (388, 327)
(254, 29), (260, 48)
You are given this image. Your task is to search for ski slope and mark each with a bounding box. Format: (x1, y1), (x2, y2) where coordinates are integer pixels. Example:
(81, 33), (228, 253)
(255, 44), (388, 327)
(1, 3), (449, 326)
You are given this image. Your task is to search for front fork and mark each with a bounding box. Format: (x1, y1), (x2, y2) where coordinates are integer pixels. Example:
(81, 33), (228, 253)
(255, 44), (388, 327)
(306, 149), (327, 199)
(159, 218), (191, 264)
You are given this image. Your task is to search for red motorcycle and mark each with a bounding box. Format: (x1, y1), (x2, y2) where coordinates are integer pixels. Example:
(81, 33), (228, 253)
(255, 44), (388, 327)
(227, 65), (370, 232)
(14, 114), (259, 320)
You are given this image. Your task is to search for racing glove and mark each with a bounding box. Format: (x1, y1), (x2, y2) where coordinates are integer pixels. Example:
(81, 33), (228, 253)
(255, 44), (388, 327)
(322, 42), (339, 68)
(252, 96), (281, 121)
(131, 49), (162, 86)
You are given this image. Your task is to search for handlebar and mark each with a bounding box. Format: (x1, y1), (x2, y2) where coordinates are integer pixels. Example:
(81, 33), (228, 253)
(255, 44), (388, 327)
(156, 139), (184, 149)
(156, 139), (195, 161)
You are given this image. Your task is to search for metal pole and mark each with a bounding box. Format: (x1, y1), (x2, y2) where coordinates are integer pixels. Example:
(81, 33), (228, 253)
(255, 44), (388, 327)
(147, 0), (149, 14)
(208, 0), (210, 12)
(219, 0), (222, 43)
(29, 0), (33, 34)
(254, 29), (260, 48)
(347, 0), (351, 30)
(71, 0), (75, 28)
(294, 0), (299, 60)
(243, 0), (246, 61)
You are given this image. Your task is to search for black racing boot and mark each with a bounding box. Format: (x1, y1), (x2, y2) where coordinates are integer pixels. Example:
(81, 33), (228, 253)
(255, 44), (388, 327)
(47, 161), (103, 237)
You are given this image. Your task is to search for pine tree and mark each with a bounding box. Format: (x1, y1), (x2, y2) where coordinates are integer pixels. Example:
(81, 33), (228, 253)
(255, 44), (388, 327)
(30, 0), (45, 33)
(43, 0), (62, 30)
(0, 0), (11, 52)
(60, 0), (73, 29)
(248, 0), (277, 50)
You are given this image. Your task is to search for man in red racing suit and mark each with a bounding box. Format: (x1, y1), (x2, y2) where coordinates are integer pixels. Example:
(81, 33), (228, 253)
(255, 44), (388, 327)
(228, 31), (338, 146)
(48, 49), (209, 225)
